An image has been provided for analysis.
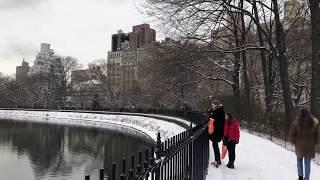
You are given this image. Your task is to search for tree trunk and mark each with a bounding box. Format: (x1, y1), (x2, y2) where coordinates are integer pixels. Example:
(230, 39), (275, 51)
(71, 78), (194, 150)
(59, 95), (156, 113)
(232, 52), (241, 116)
(268, 55), (274, 104)
(252, 1), (272, 114)
(272, 0), (294, 127)
(231, 12), (241, 116)
(240, 0), (252, 124)
(310, 0), (320, 119)
(268, 54), (275, 136)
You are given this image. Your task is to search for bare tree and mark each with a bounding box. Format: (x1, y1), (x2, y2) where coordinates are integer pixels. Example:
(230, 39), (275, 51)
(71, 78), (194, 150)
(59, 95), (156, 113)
(0, 74), (32, 108)
(27, 72), (62, 109)
(60, 56), (82, 84)
(88, 59), (107, 68)
(309, 0), (320, 119)
(142, 0), (299, 124)
(100, 77), (122, 109)
(58, 56), (81, 108)
(137, 41), (202, 109)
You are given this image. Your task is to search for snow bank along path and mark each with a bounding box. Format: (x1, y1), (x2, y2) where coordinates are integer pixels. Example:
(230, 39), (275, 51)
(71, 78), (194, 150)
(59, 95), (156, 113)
(0, 110), (188, 142)
(207, 131), (320, 180)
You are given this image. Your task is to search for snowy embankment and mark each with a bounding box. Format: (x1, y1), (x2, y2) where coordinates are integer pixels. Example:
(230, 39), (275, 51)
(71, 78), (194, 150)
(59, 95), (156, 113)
(0, 110), (187, 141)
(207, 131), (320, 180)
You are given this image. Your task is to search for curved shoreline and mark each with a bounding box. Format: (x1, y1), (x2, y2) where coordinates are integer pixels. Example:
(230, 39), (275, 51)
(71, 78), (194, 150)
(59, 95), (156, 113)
(0, 109), (188, 142)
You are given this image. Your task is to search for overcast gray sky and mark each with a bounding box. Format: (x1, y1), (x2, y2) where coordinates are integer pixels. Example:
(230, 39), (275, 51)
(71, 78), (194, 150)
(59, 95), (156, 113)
(0, 0), (158, 75)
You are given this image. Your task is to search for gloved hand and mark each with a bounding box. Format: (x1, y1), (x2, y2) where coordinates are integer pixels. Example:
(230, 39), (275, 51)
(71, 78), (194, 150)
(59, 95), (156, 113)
(222, 136), (229, 146)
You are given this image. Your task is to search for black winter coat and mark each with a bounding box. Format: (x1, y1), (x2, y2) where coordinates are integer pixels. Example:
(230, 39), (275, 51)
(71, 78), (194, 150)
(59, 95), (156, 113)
(208, 106), (225, 142)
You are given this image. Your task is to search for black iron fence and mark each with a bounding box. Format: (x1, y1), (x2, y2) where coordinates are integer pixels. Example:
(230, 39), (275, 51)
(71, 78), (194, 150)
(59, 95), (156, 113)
(84, 112), (209, 180)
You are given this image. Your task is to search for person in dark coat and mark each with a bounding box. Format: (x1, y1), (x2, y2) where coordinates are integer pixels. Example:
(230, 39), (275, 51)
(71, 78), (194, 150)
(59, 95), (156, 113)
(207, 99), (225, 167)
(289, 108), (319, 180)
(223, 112), (240, 169)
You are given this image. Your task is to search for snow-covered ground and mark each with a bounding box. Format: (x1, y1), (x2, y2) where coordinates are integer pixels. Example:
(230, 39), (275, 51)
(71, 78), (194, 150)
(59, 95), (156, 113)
(0, 110), (187, 141)
(207, 131), (320, 180)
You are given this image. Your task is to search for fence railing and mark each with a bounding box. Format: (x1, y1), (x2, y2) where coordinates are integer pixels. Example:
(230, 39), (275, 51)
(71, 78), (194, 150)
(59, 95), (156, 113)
(84, 111), (209, 180)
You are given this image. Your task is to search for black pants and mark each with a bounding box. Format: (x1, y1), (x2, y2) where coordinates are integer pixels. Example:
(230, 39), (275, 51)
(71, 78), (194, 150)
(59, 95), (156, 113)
(227, 141), (236, 164)
(212, 140), (221, 162)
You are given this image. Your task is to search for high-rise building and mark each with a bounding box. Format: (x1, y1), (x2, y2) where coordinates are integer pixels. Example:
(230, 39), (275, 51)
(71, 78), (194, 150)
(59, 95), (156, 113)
(29, 43), (62, 75)
(16, 59), (30, 85)
(130, 24), (156, 49)
(107, 50), (138, 89)
(111, 30), (129, 51)
(110, 24), (156, 52)
(107, 24), (156, 91)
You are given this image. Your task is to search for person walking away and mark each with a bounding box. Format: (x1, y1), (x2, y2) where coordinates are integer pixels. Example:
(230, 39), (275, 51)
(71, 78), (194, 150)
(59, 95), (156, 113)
(223, 112), (240, 169)
(290, 108), (319, 180)
(207, 99), (225, 167)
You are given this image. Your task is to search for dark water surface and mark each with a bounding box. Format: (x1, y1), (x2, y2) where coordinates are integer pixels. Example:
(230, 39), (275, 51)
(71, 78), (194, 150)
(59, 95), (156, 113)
(0, 119), (153, 180)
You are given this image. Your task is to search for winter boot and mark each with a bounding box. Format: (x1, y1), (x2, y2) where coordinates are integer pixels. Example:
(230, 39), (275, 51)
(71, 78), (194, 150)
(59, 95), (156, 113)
(226, 163), (234, 169)
(211, 161), (221, 168)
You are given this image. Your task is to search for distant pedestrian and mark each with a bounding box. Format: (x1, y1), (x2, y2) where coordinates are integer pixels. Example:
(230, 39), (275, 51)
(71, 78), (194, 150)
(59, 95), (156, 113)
(223, 112), (240, 169)
(289, 108), (319, 180)
(207, 99), (225, 167)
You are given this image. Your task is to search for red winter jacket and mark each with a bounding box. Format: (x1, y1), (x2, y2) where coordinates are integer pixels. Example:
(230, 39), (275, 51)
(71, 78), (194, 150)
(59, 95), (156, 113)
(224, 118), (240, 142)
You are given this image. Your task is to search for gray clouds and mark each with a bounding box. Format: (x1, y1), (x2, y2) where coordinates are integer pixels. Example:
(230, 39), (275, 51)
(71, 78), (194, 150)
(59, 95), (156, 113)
(0, 39), (38, 60)
(0, 0), (147, 74)
(0, 39), (38, 75)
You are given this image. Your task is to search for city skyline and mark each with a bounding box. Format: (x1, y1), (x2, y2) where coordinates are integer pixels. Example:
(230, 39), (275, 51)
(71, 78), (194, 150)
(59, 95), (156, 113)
(0, 0), (161, 75)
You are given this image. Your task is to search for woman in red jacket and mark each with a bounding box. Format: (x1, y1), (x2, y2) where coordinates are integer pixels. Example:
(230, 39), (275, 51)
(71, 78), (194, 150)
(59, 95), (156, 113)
(223, 112), (240, 169)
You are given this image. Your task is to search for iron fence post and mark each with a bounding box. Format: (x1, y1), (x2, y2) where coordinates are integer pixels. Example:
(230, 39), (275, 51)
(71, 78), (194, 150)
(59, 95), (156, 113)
(155, 132), (162, 180)
(100, 169), (104, 180)
(120, 159), (127, 180)
(112, 163), (116, 180)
